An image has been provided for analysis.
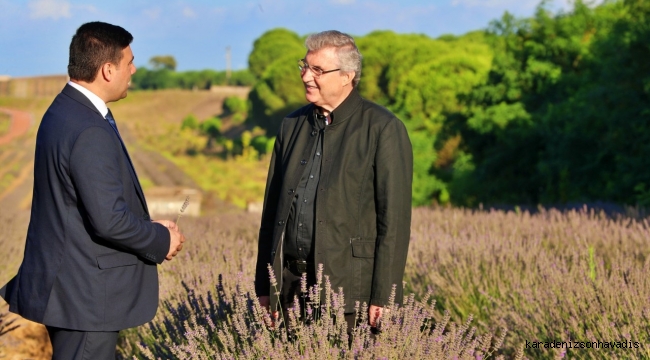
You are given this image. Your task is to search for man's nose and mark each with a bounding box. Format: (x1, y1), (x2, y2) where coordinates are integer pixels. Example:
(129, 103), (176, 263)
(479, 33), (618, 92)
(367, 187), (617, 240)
(301, 68), (314, 82)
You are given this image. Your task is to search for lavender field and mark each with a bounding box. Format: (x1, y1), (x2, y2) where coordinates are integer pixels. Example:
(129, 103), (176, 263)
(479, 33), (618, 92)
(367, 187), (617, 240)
(2, 206), (650, 359)
(130, 206), (650, 359)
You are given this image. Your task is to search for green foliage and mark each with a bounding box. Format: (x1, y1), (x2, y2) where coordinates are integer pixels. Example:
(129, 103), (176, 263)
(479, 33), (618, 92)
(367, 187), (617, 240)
(444, 0), (650, 206)
(223, 96), (248, 125)
(246, 52), (306, 134)
(245, 29), (310, 135)
(149, 55), (177, 71)
(265, 137), (275, 155)
(180, 114), (199, 131)
(229, 70), (257, 86)
(132, 68), (176, 90)
(0, 112), (10, 136)
(248, 28), (304, 79)
(168, 154), (268, 208)
(250, 135), (269, 156)
(131, 68), (254, 90)
(243, 0), (650, 208)
(223, 96), (247, 115)
(246, 28), (494, 205)
(199, 116), (222, 139)
(409, 130), (444, 206)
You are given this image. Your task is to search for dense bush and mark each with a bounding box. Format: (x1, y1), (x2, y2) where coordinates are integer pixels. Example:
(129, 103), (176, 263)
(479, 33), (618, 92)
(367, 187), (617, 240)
(222, 96), (248, 125)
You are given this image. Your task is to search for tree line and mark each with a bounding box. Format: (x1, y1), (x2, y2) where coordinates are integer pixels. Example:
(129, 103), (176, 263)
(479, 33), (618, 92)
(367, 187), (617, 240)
(130, 55), (255, 90)
(243, 0), (650, 207)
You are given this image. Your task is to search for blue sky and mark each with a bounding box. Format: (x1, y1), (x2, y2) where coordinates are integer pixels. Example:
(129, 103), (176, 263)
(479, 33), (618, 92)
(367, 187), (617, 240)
(0, 0), (593, 77)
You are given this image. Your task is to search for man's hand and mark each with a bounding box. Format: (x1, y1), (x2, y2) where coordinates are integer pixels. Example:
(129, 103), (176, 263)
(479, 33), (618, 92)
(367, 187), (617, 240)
(154, 220), (185, 260)
(257, 296), (280, 328)
(369, 305), (388, 328)
(258, 295), (270, 311)
(154, 219), (179, 231)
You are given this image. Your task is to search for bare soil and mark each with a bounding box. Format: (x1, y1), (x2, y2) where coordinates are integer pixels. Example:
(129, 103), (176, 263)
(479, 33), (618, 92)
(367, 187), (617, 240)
(0, 108), (31, 145)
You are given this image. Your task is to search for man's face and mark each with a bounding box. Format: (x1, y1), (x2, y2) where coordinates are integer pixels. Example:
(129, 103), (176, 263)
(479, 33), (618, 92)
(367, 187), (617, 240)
(112, 45), (136, 101)
(301, 47), (351, 111)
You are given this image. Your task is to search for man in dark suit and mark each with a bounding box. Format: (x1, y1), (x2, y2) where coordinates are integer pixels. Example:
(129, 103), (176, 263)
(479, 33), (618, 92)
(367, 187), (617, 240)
(0, 21), (186, 359)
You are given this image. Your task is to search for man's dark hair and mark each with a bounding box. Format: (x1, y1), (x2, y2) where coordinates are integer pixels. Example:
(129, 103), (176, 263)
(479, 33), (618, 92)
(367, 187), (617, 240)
(68, 21), (133, 82)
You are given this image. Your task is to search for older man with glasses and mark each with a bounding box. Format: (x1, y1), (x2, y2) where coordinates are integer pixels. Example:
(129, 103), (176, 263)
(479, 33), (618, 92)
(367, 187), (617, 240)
(255, 30), (413, 333)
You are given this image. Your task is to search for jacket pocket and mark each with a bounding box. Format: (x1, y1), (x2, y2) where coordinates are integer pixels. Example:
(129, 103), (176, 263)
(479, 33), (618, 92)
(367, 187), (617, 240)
(351, 237), (376, 258)
(96, 252), (138, 269)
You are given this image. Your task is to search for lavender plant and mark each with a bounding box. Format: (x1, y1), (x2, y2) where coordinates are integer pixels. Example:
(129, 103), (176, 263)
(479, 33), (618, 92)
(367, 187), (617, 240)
(176, 196), (190, 225)
(0, 206), (643, 359)
(137, 264), (509, 360)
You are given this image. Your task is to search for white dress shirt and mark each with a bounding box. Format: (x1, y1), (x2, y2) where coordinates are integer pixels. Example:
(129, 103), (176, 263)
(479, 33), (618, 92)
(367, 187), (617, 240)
(67, 81), (109, 118)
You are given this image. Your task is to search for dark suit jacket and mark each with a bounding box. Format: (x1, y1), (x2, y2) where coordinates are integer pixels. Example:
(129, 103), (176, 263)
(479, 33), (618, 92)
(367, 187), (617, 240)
(0, 84), (170, 331)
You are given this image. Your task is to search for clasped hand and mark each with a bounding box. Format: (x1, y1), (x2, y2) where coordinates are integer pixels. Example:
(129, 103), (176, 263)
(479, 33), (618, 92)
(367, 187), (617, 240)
(153, 220), (186, 260)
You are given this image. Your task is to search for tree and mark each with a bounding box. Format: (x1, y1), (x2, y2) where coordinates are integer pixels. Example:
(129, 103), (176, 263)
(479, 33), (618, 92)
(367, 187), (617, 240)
(149, 55), (177, 71)
(248, 28), (304, 79)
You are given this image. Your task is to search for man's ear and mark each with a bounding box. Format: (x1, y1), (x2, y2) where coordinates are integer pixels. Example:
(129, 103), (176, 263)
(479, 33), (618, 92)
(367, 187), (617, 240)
(342, 71), (355, 87)
(100, 62), (114, 82)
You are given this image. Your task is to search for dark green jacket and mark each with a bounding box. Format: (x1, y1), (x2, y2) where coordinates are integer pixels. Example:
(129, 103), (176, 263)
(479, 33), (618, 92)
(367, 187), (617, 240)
(255, 89), (413, 313)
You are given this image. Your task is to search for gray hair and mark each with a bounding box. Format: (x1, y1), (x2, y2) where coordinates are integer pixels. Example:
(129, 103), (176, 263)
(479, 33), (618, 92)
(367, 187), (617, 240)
(305, 30), (362, 87)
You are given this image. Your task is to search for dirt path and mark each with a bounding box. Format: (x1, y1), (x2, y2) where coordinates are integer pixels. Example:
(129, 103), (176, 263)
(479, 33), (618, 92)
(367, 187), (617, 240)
(0, 108), (35, 211)
(0, 106), (34, 207)
(0, 108), (32, 145)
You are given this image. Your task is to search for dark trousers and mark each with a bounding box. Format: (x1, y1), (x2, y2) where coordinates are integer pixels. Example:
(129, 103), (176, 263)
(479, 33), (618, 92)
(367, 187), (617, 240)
(46, 326), (119, 360)
(281, 267), (378, 338)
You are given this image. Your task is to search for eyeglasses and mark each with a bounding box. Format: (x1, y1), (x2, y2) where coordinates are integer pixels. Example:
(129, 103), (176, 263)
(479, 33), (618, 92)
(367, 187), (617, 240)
(298, 59), (340, 78)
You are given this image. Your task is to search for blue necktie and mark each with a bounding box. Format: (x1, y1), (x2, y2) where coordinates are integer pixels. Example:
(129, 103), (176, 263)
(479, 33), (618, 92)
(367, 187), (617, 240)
(105, 109), (121, 137)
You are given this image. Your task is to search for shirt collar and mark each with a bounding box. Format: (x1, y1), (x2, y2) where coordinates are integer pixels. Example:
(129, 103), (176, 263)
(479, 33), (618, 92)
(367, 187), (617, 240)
(67, 81), (109, 118)
(315, 89), (362, 126)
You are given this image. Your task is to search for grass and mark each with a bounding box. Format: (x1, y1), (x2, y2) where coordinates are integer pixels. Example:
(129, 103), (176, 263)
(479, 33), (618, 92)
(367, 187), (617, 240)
(167, 152), (268, 209)
(0, 113), (10, 136)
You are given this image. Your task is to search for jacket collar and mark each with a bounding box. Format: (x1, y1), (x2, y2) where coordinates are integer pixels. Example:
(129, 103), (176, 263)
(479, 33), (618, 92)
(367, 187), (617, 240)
(313, 88), (363, 126)
(61, 84), (104, 117)
(66, 81), (108, 117)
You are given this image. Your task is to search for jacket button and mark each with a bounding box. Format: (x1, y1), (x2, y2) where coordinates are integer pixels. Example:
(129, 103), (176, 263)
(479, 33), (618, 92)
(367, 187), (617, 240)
(300, 160), (307, 165)
(278, 220), (285, 226)
(311, 130), (317, 136)
(288, 189), (294, 194)
(143, 214), (150, 221)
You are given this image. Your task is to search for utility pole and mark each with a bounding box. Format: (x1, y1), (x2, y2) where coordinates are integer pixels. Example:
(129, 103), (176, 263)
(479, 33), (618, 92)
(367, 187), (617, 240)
(225, 46), (231, 85)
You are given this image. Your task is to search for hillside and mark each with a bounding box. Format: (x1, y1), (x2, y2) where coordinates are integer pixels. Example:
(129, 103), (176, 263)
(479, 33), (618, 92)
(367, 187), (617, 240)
(0, 87), (261, 216)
